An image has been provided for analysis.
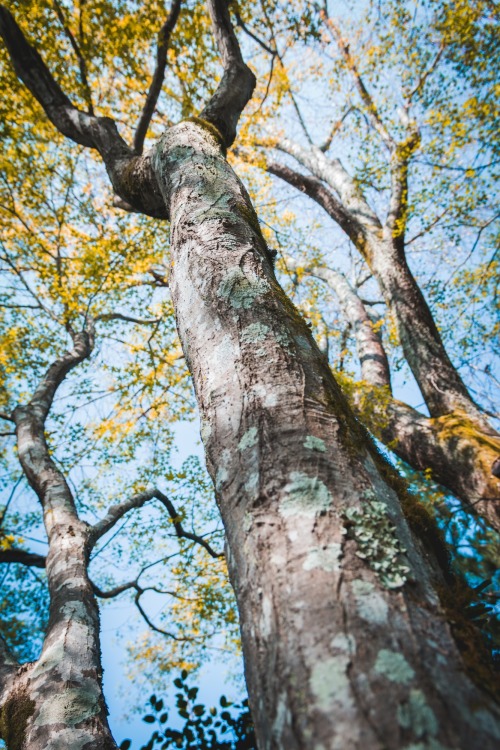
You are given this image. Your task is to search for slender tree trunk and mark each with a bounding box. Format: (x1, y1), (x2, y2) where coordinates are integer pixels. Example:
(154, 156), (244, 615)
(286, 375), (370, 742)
(154, 119), (500, 750)
(269, 159), (500, 528)
(0, 332), (117, 750)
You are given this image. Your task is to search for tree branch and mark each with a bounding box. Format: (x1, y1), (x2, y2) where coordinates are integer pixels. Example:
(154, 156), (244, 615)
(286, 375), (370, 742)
(0, 5), (166, 218)
(95, 312), (162, 326)
(283, 254), (391, 389)
(52, 0), (94, 114)
(275, 137), (382, 244)
(321, 12), (395, 152)
(26, 323), (95, 424)
(267, 159), (374, 256)
(199, 0), (256, 147)
(88, 489), (223, 558)
(0, 547), (46, 568)
(133, 0), (182, 154)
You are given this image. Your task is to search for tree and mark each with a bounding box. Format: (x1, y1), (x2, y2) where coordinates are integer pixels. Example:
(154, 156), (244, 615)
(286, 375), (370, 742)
(258, 0), (500, 532)
(0, 1), (499, 749)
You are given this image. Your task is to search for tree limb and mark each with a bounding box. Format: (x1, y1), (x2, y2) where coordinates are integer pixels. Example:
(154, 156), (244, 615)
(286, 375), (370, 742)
(95, 312), (162, 326)
(283, 254), (391, 388)
(199, 0), (256, 147)
(88, 489), (223, 558)
(0, 5), (166, 218)
(52, 0), (94, 114)
(275, 137), (382, 243)
(321, 12), (395, 152)
(0, 547), (46, 568)
(133, 0), (182, 154)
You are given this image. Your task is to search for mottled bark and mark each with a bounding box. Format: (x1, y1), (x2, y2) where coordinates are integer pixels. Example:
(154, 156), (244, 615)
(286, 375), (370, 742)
(0, 328), (117, 750)
(269, 148), (500, 529)
(292, 256), (500, 532)
(151, 119), (500, 750)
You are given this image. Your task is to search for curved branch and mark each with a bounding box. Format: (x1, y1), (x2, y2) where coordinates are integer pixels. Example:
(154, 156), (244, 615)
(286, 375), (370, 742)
(284, 254), (391, 389)
(133, 0), (183, 154)
(199, 0), (256, 147)
(89, 489), (223, 558)
(0, 5), (166, 218)
(267, 160), (368, 251)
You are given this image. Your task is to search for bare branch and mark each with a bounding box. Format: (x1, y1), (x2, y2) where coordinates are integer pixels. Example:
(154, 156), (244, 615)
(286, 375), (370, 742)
(95, 312), (162, 326)
(405, 44), (445, 104)
(199, 0), (256, 147)
(321, 12), (395, 152)
(23, 323), (95, 424)
(284, 254), (391, 388)
(133, 0), (182, 154)
(267, 159), (374, 255)
(91, 580), (136, 599)
(275, 137), (382, 242)
(0, 412), (13, 423)
(319, 106), (354, 152)
(0, 547), (46, 568)
(52, 0), (94, 114)
(89, 488), (223, 558)
(233, 8), (276, 56)
(89, 489), (157, 545)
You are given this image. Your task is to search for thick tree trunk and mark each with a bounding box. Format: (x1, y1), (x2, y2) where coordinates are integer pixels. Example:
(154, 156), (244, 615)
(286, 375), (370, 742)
(154, 119), (500, 750)
(0, 332), (116, 750)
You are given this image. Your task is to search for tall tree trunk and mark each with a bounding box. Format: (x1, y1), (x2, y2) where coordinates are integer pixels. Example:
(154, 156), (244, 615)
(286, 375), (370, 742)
(155, 119), (500, 750)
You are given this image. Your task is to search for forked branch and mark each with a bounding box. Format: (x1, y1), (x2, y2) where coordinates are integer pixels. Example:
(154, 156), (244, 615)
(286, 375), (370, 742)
(89, 488), (223, 558)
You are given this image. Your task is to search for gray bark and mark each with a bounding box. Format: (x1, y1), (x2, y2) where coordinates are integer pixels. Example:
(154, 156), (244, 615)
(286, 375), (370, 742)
(269, 146), (500, 530)
(0, 328), (118, 750)
(152, 118), (500, 749)
(290, 254), (500, 532)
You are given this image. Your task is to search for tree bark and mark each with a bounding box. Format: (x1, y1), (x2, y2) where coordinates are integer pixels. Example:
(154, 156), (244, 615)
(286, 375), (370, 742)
(2, 5), (500, 748)
(0, 330), (117, 750)
(269, 155), (500, 530)
(153, 119), (500, 750)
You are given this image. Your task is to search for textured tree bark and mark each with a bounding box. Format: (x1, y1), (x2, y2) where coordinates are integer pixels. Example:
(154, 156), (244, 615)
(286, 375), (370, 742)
(0, 331), (117, 750)
(2, 4), (500, 748)
(269, 154), (500, 529)
(290, 255), (500, 533)
(153, 119), (500, 750)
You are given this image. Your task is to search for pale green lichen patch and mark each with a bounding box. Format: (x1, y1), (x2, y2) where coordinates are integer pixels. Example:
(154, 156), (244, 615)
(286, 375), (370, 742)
(303, 543), (342, 572)
(241, 322), (269, 345)
(275, 328), (293, 350)
(343, 501), (410, 588)
(244, 471), (259, 494)
(397, 689), (438, 739)
(217, 269), (269, 309)
(304, 435), (326, 452)
(280, 472), (332, 518)
(239, 427), (258, 451)
(34, 686), (99, 727)
(352, 579), (388, 625)
(200, 419), (212, 444)
(374, 649), (415, 684)
(310, 656), (354, 712)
